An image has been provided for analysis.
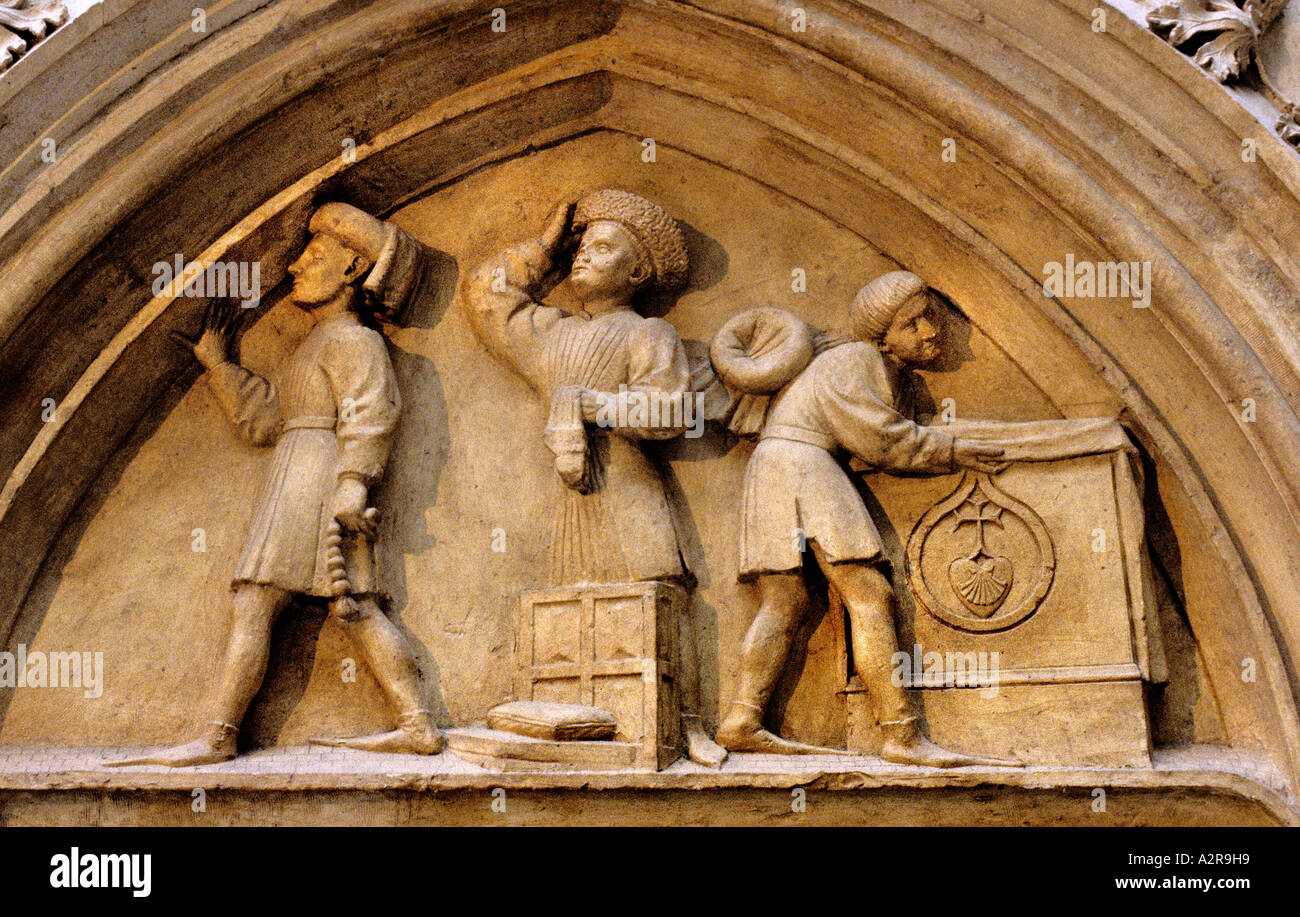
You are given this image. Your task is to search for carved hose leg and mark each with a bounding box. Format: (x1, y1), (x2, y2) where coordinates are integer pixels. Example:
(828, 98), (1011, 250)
(676, 599), (727, 768)
(835, 566), (914, 728)
(308, 518), (444, 755)
(822, 557), (1022, 768)
(328, 595), (444, 754)
(716, 572), (842, 755)
(103, 721), (239, 769)
(104, 583), (290, 767)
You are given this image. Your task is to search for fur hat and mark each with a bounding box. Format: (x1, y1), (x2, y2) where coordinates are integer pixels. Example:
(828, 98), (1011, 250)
(850, 270), (928, 341)
(309, 202), (425, 324)
(572, 190), (689, 292)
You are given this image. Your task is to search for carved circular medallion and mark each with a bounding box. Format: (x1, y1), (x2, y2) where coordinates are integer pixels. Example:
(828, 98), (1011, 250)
(906, 472), (1055, 633)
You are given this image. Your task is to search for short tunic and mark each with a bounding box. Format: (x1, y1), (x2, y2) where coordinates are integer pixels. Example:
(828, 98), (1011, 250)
(204, 313), (400, 596)
(464, 239), (690, 585)
(738, 341), (955, 578)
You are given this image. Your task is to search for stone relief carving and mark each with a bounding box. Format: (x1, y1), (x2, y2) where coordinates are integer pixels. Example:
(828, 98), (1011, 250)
(453, 582), (685, 771)
(457, 191), (726, 769)
(1148, 0), (1287, 81)
(706, 273), (1019, 765)
(1147, 0), (1300, 143)
(108, 203), (442, 767)
(0, 0), (1291, 833)
(705, 272), (1153, 765)
(85, 196), (1169, 777)
(462, 192), (693, 586)
(884, 422), (1161, 767)
(0, 0), (64, 72)
(908, 471), (1055, 631)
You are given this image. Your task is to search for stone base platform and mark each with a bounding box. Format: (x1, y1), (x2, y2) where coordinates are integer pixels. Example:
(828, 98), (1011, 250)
(0, 744), (1293, 826)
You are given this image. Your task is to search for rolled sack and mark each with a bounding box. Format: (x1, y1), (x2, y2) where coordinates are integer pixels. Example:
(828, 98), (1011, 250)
(708, 307), (845, 438)
(709, 307), (816, 395)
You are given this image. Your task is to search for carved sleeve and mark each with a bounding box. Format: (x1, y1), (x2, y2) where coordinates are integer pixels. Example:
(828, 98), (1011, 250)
(321, 328), (402, 486)
(463, 238), (564, 384)
(815, 353), (955, 473)
(592, 318), (693, 440)
(204, 362), (283, 447)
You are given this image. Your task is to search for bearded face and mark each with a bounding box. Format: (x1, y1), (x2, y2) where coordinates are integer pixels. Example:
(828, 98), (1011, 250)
(567, 220), (651, 302)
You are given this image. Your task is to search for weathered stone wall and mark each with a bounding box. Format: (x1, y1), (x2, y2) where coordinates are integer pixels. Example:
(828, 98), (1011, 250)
(2, 1), (1298, 816)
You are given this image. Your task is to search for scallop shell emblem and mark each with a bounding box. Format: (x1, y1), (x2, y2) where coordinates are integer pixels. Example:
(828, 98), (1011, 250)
(907, 472), (1055, 633)
(949, 553), (1014, 614)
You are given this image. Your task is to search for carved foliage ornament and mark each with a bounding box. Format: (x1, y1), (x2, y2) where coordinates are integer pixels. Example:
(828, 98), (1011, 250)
(1147, 0), (1300, 144)
(907, 472), (1055, 633)
(1148, 0), (1283, 81)
(0, 1), (65, 72)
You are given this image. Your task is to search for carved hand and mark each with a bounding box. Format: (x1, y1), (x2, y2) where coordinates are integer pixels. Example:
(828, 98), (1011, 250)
(171, 299), (240, 370)
(578, 388), (602, 424)
(953, 440), (1009, 475)
(331, 477), (377, 537)
(539, 199), (578, 257)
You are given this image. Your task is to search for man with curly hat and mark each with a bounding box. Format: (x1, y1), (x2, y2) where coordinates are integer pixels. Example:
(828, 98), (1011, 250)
(111, 202), (443, 767)
(465, 190), (725, 767)
(715, 270), (1017, 765)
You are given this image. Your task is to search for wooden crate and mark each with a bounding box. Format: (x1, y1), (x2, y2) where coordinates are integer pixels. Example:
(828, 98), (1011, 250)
(515, 581), (682, 770)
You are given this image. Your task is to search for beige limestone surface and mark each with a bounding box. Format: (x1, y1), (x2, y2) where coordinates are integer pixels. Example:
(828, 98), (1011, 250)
(3, 0), (1300, 824)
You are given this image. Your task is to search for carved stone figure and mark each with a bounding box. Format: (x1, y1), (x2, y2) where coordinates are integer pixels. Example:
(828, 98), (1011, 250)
(711, 271), (1018, 765)
(4, 0), (1298, 828)
(463, 191), (726, 767)
(109, 203), (441, 766)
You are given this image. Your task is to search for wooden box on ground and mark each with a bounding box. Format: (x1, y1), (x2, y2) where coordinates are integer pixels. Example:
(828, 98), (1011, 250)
(515, 581), (682, 771)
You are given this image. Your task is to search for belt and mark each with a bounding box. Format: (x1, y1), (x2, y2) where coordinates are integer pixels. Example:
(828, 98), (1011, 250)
(283, 415), (336, 432)
(760, 424), (834, 450)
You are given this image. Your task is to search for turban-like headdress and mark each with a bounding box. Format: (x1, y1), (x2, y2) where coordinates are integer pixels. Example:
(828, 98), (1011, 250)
(572, 189), (690, 292)
(309, 202), (425, 324)
(850, 270), (928, 341)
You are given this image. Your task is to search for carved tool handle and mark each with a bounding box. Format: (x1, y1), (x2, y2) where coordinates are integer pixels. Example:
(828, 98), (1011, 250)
(326, 507), (380, 601)
(326, 520), (350, 598)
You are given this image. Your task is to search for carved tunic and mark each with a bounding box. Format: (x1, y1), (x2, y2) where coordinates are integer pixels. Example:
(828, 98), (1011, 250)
(465, 240), (689, 585)
(204, 312), (400, 596)
(739, 341), (954, 577)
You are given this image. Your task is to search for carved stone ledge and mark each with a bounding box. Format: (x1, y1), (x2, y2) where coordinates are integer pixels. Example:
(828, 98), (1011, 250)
(0, 0), (65, 72)
(0, 745), (1292, 826)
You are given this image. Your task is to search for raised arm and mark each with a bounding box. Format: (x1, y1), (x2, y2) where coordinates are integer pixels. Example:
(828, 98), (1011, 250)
(462, 201), (573, 382)
(174, 300), (282, 446)
(204, 364), (283, 446)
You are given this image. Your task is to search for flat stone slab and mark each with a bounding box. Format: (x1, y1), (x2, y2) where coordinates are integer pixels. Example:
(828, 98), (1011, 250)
(0, 743), (1293, 826)
(445, 726), (639, 771)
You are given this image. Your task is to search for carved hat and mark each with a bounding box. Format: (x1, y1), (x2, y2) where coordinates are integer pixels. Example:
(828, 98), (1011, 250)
(572, 189), (690, 292)
(850, 270), (929, 341)
(308, 202), (425, 324)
